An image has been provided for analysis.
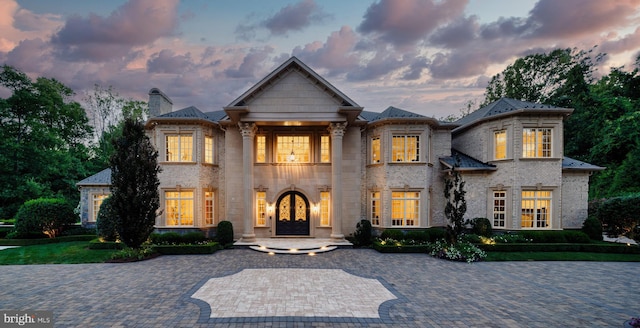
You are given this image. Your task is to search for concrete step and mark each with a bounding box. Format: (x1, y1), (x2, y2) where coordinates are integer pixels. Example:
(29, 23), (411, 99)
(249, 245), (337, 255)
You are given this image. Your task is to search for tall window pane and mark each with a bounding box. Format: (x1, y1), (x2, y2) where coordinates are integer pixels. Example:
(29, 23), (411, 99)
(166, 191), (194, 226)
(371, 137), (380, 163)
(256, 135), (266, 163)
(320, 191), (330, 226)
(494, 130), (506, 159)
(204, 191), (214, 225)
(256, 191), (266, 226)
(92, 194), (109, 222)
(371, 192), (380, 226)
(320, 135), (330, 163)
(493, 191), (506, 227)
(205, 136), (214, 164)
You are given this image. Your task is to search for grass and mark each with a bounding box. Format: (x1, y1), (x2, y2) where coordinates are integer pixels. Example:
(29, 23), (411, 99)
(0, 241), (118, 265)
(485, 251), (640, 262)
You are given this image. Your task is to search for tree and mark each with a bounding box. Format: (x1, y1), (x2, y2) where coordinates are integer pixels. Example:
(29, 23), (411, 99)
(444, 156), (466, 244)
(0, 65), (92, 218)
(109, 118), (160, 249)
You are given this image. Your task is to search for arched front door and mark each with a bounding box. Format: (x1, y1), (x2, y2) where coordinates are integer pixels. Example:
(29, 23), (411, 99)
(275, 191), (310, 236)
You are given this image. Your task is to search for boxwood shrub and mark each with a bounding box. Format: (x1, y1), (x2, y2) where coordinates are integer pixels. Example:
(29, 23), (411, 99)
(14, 198), (76, 238)
(216, 221), (234, 246)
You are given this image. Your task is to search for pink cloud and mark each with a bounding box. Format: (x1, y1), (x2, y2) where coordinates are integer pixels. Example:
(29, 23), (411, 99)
(292, 26), (359, 76)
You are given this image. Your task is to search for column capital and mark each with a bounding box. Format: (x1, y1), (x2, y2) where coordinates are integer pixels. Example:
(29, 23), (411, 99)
(328, 122), (347, 137)
(238, 122), (257, 138)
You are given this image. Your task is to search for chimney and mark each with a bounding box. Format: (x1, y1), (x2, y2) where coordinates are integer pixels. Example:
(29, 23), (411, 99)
(148, 88), (173, 117)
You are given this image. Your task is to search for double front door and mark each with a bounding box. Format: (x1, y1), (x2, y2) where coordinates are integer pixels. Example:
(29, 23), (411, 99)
(275, 191), (310, 235)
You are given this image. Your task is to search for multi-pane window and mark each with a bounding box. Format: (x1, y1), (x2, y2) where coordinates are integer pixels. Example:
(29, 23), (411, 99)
(320, 191), (330, 226)
(276, 136), (310, 163)
(204, 191), (214, 225)
(165, 191), (194, 226)
(391, 192), (419, 226)
(522, 128), (552, 158)
(521, 190), (552, 228)
(256, 191), (267, 226)
(494, 130), (506, 160)
(371, 192), (380, 226)
(493, 191), (506, 227)
(256, 135), (266, 163)
(204, 136), (214, 164)
(320, 135), (330, 163)
(392, 135), (419, 162)
(166, 135), (193, 162)
(371, 137), (380, 163)
(91, 194), (109, 222)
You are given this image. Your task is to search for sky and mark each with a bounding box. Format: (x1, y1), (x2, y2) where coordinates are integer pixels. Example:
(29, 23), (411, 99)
(1, 0), (639, 118)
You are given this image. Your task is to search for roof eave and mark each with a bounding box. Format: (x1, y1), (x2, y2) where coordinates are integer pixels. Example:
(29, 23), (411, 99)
(453, 108), (573, 135)
(145, 117), (220, 128)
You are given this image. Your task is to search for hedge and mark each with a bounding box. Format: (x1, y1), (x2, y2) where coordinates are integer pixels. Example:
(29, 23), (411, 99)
(477, 243), (640, 254)
(153, 242), (222, 255)
(0, 235), (95, 246)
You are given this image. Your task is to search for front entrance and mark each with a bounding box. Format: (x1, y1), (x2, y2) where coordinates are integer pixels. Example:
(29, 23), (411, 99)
(275, 191), (310, 236)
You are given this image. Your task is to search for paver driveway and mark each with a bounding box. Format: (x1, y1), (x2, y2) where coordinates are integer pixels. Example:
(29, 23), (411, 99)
(0, 248), (638, 327)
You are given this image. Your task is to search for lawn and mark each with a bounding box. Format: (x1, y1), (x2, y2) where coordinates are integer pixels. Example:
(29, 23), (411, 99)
(485, 251), (640, 262)
(0, 241), (118, 265)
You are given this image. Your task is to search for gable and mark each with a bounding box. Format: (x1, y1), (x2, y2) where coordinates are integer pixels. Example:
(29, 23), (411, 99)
(224, 57), (362, 124)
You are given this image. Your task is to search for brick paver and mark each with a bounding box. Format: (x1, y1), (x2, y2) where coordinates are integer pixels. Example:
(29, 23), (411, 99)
(0, 249), (638, 327)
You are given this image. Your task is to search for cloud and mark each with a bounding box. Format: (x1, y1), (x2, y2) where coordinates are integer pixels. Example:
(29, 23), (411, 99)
(429, 15), (479, 48)
(51, 0), (180, 62)
(236, 0), (331, 40)
(292, 26), (359, 76)
(357, 0), (467, 47)
(147, 50), (195, 74)
(224, 46), (274, 78)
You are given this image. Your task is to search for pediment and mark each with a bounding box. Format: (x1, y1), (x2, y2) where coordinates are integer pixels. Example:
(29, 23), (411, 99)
(224, 57), (362, 125)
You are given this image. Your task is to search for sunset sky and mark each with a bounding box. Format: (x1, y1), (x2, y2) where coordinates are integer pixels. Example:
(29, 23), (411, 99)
(2, 0), (639, 118)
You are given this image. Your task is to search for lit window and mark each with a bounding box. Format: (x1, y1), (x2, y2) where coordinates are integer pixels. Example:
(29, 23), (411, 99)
(493, 191), (506, 227)
(391, 192), (419, 226)
(165, 191), (194, 226)
(522, 128), (552, 158)
(166, 135), (193, 162)
(276, 136), (310, 163)
(371, 137), (380, 164)
(256, 192), (267, 226)
(256, 135), (266, 163)
(320, 191), (330, 226)
(494, 130), (506, 160)
(371, 192), (380, 226)
(204, 191), (214, 226)
(521, 190), (552, 228)
(392, 135), (420, 162)
(320, 135), (330, 163)
(91, 194), (109, 222)
(204, 136), (214, 164)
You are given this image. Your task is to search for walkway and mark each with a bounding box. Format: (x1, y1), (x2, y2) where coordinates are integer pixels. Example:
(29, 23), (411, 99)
(0, 249), (638, 327)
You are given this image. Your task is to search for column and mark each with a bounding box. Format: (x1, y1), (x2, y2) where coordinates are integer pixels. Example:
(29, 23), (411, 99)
(328, 122), (347, 240)
(239, 122), (257, 242)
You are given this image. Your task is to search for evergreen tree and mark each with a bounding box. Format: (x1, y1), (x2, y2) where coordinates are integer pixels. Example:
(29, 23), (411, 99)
(109, 118), (160, 249)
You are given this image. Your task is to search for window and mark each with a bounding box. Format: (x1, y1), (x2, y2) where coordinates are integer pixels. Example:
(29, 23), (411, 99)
(392, 135), (419, 162)
(391, 192), (419, 226)
(371, 137), (380, 164)
(493, 191), (506, 227)
(256, 191), (267, 226)
(204, 136), (214, 164)
(204, 191), (214, 226)
(320, 135), (330, 163)
(494, 130), (506, 160)
(256, 135), (266, 163)
(276, 136), (310, 163)
(371, 192), (380, 226)
(521, 190), (552, 228)
(166, 135), (193, 162)
(320, 191), (330, 226)
(522, 128), (552, 158)
(165, 191), (194, 226)
(91, 194), (109, 222)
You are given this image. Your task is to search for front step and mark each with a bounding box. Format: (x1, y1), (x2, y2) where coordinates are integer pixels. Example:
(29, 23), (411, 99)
(249, 245), (337, 255)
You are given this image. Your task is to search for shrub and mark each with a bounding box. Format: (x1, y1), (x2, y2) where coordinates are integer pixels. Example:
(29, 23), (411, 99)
(96, 197), (118, 241)
(427, 240), (486, 263)
(353, 219), (372, 246)
(425, 227), (446, 242)
(404, 230), (429, 243)
(597, 194), (640, 239)
(150, 232), (182, 245)
(380, 229), (404, 240)
(216, 221), (234, 246)
(581, 217), (603, 241)
(14, 198), (76, 238)
(61, 226), (96, 236)
(468, 217), (492, 237)
(181, 231), (207, 244)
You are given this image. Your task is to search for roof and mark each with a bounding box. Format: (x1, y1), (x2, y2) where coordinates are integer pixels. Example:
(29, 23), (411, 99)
(562, 157), (605, 171)
(76, 168), (111, 186)
(362, 106), (426, 122)
(158, 106), (209, 119)
(226, 56), (361, 108)
(454, 98), (573, 133)
(439, 150), (497, 171)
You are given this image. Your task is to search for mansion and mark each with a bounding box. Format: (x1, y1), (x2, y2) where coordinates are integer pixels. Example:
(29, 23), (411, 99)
(77, 57), (603, 241)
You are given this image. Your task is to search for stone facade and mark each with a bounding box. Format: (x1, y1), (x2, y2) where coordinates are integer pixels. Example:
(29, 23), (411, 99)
(77, 58), (603, 239)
